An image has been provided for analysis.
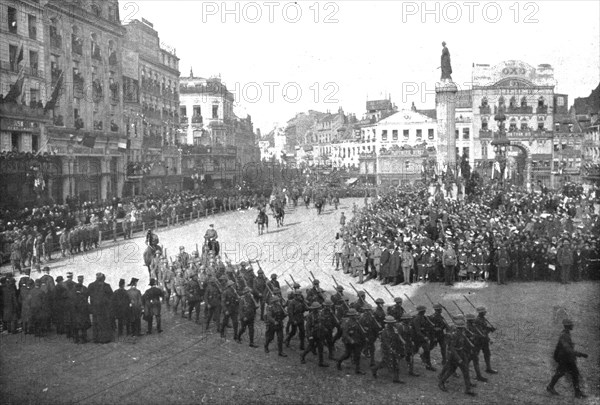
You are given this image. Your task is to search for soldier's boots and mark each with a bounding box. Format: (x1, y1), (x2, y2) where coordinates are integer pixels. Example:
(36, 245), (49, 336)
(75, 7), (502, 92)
(438, 381), (448, 392)
(337, 361), (342, 371)
(484, 356), (498, 374)
(300, 355), (306, 364)
(575, 389), (587, 398)
(465, 387), (476, 396)
(319, 362), (329, 368)
(264, 345), (270, 353)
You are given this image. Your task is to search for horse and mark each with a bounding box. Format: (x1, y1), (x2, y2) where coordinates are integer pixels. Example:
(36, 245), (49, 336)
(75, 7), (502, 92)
(255, 210), (269, 235)
(143, 244), (163, 277)
(274, 206), (285, 227)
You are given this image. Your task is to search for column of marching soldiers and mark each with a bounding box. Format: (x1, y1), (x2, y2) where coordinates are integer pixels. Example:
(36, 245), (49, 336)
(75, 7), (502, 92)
(156, 248), (499, 397)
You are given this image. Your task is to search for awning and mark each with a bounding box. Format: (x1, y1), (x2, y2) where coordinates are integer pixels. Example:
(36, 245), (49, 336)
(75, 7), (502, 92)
(346, 177), (358, 185)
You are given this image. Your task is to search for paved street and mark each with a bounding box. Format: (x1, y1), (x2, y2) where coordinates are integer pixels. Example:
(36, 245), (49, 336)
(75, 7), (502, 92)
(1, 198), (598, 404)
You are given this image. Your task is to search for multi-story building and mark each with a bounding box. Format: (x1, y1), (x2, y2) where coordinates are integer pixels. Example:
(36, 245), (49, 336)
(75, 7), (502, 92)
(0, 0), (52, 206)
(122, 18), (181, 195)
(179, 72), (259, 189)
(472, 60), (556, 186)
(1, 0), (129, 204)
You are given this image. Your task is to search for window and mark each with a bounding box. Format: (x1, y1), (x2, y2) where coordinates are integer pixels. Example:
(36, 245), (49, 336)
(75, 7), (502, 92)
(403, 129), (409, 140)
(28, 15), (37, 39)
(91, 4), (102, 17)
(568, 124), (573, 133)
(521, 97), (528, 107)
(8, 45), (18, 72)
(180, 106), (187, 117)
(509, 120), (517, 132)
(555, 123), (560, 132)
(381, 130), (388, 141)
(463, 147), (470, 159)
(509, 96), (516, 108)
(416, 129), (422, 140)
(405, 161), (410, 170)
(72, 26), (83, 55)
(538, 122), (545, 130)
(428, 128), (434, 140)
(538, 97), (545, 108)
(8, 7), (17, 34)
(32, 135), (38, 153)
(29, 51), (38, 72)
(392, 130), (398, 140)
(462, 128), (470, 139)
(212, 104), (219, 119)
(481, 97), (488, 107)
(30, 88), (39, 104)
(521, 121), (528, 131)
(557, 96), (564, 106)
(482, 119), (488, 130)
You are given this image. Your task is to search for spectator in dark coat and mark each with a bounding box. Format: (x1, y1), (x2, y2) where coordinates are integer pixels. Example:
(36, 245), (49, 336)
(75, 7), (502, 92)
(111, 278), (130, 337)
(87, 273), (114, 343)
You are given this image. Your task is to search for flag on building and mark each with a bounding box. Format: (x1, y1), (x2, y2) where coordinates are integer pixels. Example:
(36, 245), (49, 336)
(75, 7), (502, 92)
(44, 70), (64, 112)
(81, 134), (96, 148)
(3, 69), (25, 103)
(16, 44), (23, 66)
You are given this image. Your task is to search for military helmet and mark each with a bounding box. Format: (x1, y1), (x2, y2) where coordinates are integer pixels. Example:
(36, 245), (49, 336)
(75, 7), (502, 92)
(384, 316), (396, 324)
(476, 306), (486, 314)
(375, 298), (385, 304)
(309, 302), (322, 310)
(433, 303), (442, 310)
(454, 318), (466, 328)
(394, 297), (403, 303)
(562, 318), (574, 326)
(465, 313), (476, 321)
(401, 314), (412, 321)
(346, 308), (359, 317)
(416, 305), (426, 313)
(323, 300), (334, 306)
(336, 285), (344, 292)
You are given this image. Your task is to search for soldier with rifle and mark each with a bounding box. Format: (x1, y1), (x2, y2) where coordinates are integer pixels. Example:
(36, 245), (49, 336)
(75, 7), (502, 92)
(220, 280), (240, 339)
(236, 287), (259, 348)
(253, 267), (268, 320)
(336, 308), (366, 375)
(412, 305), (437, 371)
(371, 316), (406, 383)
(438, 315), (476, 396)
(374, 298), (386, 328)
(306, 279), (325, 305)
(301, 302), (329, 367)
(398, 313), (420, 377)
(473, 306), (498, 374)
(285, 288), (308, 350)
(359, 304), (380, 368)
(465, 313), (489, 382)
(264, 295), (288, 357)
(321, 300), (339, 360)
(428, 303), (449, 365)
(204, 275), (222, 331)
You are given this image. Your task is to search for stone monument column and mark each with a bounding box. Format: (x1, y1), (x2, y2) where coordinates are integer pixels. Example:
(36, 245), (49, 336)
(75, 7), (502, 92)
(435, 41), (458, 170)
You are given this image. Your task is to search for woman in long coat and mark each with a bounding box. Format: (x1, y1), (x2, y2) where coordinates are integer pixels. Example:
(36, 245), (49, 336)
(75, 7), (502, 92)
(19, 279), (35, 334)
(87, 273), (114, 343)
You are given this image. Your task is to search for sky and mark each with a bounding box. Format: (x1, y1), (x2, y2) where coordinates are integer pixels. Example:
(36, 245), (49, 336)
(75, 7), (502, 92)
(118, 0), (600, 134)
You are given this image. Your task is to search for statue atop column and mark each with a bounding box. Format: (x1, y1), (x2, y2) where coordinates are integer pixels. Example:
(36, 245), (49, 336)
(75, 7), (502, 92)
(440, 41), (453, 82)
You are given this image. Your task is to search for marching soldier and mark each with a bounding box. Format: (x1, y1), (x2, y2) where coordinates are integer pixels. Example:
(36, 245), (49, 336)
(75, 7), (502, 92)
(172, 270), (187, 317)
(204, 275), (222, 331)
(371, 316), (406, 383)
(306, 279), (325, 305)
(412, 305), (436, 371)
(220, 280), (240, 339)
(438, 316), (476, 396)
(185, 274), (202, 323)
(547, 318), (588, 398)
(237, 287), (259, 348)
(429, 303), (448, 365)
(359, 304), (380, 367)
(142, 278), (164, 334)
(321, 300), (339, 360)
(336, 308), (366, 374)
(285, 291), (307, 350)
(374, 298), (386, 328)
(301, 302), (329, 367)
(331, 285), (345, 319)
(474, 307), (498, 374)
(465, 313), (489, 382)
(398, 314), (420, 377)
(352, 290), (367, 313)
(253, 268), (268, 320)
(264, 296), (287, 357)
(387, 297), (405, 322)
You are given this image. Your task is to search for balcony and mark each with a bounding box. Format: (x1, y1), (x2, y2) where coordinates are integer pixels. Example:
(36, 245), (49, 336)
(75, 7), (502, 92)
(29, 26), (37, 40)
(479, 129), (493, 139)
(93, 120), (103, 131)
(72, 36), (83, 56)
(536, 105), (548, 114)
(108, 51), (117, 66)
(191, 115), (203, 124)
(24, 66), (43, 78)
(0, 60), (19, 73)
(180, 116), (188, 125)
(479, 105), (491, 115)
(50, 33), (62, 49)
(507, 105), (533, 114)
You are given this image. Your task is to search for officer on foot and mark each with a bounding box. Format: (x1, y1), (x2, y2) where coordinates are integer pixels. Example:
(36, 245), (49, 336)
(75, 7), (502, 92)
(547, 318), (588, 398)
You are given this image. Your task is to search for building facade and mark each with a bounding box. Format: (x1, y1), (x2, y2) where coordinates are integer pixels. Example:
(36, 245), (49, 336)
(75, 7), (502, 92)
(122, 18), (181, 196)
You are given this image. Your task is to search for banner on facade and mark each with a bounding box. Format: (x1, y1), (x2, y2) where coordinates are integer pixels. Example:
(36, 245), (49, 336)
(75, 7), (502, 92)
(122, 50), (139, 79)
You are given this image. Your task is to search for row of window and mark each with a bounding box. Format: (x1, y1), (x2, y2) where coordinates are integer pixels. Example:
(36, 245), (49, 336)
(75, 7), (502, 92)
(180, 105), (220, 120)
(481, 96), (547, 109)
(380, 128), (435, 141)
(7, 7), (38, 40)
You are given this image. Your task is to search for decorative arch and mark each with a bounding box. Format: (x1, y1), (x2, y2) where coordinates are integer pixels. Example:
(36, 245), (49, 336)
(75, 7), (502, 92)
(508, 140), (532, 191)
